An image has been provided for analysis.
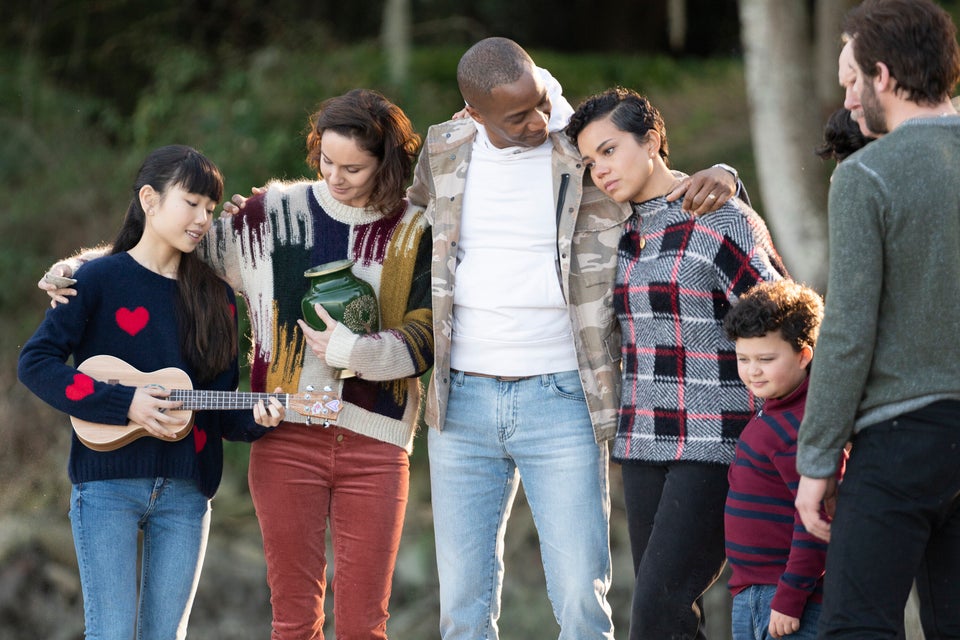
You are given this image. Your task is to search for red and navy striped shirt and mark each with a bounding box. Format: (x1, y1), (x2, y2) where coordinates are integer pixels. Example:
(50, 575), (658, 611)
(725, 377), (846, 618)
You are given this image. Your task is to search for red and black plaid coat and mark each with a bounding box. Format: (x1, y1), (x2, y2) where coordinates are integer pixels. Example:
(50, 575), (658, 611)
(613, 195), (788, 465)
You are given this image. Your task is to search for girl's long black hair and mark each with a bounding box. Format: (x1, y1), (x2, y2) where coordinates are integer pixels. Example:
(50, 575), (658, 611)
(112, 145), (236, 383)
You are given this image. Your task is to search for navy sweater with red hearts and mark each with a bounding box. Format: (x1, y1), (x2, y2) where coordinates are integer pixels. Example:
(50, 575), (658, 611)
(18, 252), (269, 498)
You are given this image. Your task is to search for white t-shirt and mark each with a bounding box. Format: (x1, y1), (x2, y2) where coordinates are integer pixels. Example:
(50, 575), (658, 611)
(450, 121), (578, 376)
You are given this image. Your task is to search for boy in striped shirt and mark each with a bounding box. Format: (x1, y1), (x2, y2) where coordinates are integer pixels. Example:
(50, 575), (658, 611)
(722, 280), (844, 639)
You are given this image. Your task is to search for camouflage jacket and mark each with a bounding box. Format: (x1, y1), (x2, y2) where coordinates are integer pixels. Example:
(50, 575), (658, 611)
(407, 118), (630, 443)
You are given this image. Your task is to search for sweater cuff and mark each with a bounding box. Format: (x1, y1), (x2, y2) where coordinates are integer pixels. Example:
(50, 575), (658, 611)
(796, 443), (842, 478)
(325, 324), (359, 370)
(102, 384), (137, 424)
(771, 582), (814, 620)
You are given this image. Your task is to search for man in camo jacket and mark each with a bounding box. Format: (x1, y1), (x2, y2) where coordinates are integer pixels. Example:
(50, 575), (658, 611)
(407, 36), (737, 640)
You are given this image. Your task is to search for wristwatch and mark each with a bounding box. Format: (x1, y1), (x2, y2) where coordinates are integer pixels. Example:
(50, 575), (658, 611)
(712, 163), (739, 183)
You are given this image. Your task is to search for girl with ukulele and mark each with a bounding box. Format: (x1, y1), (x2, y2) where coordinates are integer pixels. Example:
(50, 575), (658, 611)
(39, 91), (434, 638)
(18, 145), (285, 640)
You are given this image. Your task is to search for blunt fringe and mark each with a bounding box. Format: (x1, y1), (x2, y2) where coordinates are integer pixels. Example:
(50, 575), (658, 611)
(112, 144), (236, 383)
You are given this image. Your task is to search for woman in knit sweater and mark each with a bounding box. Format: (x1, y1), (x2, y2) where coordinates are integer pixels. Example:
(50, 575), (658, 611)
(210, 88), (433, 640)
(41, 91), (432, 639)
(566, 87), (789, 639)
(19, 145), (284, 640)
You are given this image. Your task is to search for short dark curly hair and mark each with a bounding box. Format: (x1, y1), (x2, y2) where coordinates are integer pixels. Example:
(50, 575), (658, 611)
(723, 280), (824, 353)
(815, 107), (873, 163)
(564, 86), (670, 165)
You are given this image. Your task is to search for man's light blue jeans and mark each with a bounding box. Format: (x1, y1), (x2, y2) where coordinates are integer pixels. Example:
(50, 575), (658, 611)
(428, 369), (614, 640)
(69, 477), (210, 640)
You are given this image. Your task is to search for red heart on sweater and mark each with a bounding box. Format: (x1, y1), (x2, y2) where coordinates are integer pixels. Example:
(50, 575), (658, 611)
(229, 303), (236, 317)
(65, 373), (95, 401)
(193, 425), (207, 452)
(116, 307), (149, 336)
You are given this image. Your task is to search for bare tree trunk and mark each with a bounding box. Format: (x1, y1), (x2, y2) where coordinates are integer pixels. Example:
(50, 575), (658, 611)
(667, 0), (687, 52)
(738, 0), (828, 291)
(381, 0), (411, 86)
(905, 584), (926, 640)
(813, 0), (855, 110)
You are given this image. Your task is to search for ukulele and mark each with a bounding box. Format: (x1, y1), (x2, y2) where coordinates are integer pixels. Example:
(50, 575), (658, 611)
(71, 354), (342, 451)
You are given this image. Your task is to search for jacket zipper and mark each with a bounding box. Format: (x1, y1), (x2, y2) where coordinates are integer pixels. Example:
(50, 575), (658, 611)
(555, 173), (570, 301)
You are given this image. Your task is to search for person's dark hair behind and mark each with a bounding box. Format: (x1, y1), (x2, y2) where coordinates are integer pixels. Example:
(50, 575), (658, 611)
(816, 108), (873, 163)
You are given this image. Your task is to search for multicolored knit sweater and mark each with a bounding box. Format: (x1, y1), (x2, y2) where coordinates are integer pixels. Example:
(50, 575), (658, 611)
(18, 252), (269, 498)
(198, 180), (432, 453)
(725, 377), (845, 619)
(614, 195), (788, 464)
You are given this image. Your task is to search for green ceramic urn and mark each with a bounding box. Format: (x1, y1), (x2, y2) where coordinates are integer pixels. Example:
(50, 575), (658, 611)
(301, 259), (379, 333)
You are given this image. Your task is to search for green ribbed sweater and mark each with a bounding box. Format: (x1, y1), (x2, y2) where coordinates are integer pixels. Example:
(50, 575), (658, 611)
(797, 116), (960, 477)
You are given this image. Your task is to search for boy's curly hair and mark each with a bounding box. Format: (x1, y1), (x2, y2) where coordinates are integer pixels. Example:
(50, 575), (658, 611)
(723, 280), (824, 353)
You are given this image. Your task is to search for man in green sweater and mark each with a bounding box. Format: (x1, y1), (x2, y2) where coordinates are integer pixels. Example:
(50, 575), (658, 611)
(795, 0), (960, 637)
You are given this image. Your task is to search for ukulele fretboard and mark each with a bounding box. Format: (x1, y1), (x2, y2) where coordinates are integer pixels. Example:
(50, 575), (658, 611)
(167, 390), (287, 411)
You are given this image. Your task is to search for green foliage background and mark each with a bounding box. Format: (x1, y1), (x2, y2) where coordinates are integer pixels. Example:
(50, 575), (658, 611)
(2, 43), (754, 322)
(1, 37), (755, 636)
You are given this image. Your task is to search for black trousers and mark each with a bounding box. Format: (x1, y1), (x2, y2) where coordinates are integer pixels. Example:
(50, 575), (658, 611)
(621, 460), (730, 640)
(818, 400), (960, 640)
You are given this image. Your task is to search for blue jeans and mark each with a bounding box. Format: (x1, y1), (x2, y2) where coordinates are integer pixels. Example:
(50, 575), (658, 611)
(70, 477), (211, 640)
(731, 585), (821, 640)
(428, 370), (614, 640)
(818, 401), (960, 639)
